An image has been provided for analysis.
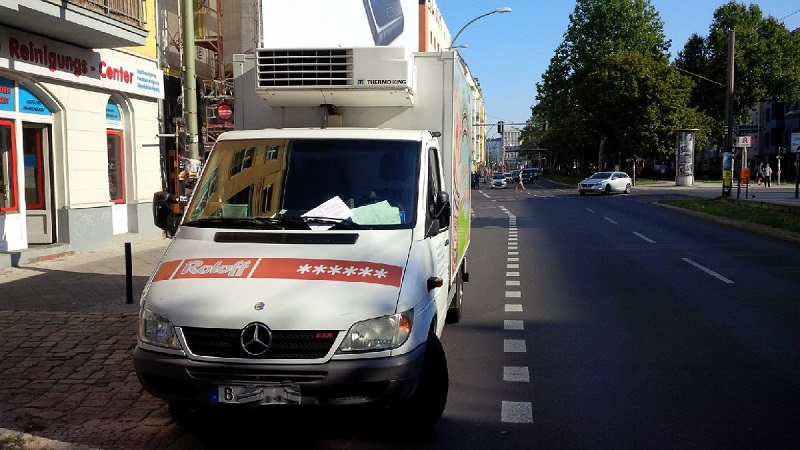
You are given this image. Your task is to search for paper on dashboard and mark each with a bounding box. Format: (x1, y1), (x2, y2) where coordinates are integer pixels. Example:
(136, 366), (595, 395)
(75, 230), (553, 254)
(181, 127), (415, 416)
(302, 196), (353, 230)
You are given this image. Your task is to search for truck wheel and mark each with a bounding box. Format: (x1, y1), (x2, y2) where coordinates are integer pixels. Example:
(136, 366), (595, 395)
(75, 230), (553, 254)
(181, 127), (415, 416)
(397, 331), (449, 426)
(416, 331), (449, 425)
(168, 402), (204, 426)
(445, 272), (463, 324)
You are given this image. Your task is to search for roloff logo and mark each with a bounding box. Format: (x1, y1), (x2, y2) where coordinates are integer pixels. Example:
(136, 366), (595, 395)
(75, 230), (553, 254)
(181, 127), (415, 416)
(180, 259), (254, 278)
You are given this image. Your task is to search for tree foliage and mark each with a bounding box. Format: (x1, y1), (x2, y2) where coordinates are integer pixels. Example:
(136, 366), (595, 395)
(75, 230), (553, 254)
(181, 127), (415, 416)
(527, 0), (713, 172)
(675, 1), (800, 132)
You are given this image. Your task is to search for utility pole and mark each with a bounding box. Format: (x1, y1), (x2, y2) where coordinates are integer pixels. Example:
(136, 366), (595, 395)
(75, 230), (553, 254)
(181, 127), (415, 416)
(723, 29), (735, 197)
(182, 0), (200, 160)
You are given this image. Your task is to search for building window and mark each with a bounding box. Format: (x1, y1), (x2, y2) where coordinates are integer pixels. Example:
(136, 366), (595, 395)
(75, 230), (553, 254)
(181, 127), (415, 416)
(107, 129), (125, 203)
(230, 146), (255, 176)
(1, 120), (17, 212)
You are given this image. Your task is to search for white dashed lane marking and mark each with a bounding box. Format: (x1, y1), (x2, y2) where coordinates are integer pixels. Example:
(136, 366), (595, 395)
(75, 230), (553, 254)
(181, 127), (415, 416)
(683, 257), (735, 284)
(500, 206), (533, 425)
(504, 366), (530, 382)
(633, 231), (656, 243)
(502, 401), (534, 423)
(504, 339), (526, 352)
(504, 320), (524, 330)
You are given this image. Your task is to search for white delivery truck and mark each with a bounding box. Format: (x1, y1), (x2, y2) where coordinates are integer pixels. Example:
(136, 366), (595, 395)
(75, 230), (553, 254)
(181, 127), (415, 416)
(134, 47), (473, 425)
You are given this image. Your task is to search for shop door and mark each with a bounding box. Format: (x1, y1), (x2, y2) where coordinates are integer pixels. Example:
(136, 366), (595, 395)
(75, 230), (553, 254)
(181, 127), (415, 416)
(23, 125), (53, 244)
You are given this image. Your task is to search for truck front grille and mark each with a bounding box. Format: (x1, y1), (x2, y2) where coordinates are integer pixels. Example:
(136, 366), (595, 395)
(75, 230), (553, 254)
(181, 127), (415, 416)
(182, 327), (338, 359)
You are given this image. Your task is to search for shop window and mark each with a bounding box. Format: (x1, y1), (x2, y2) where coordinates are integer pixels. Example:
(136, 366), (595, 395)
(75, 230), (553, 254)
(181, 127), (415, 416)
(0, 120), (17, 212)
(107, 129), (125, 203)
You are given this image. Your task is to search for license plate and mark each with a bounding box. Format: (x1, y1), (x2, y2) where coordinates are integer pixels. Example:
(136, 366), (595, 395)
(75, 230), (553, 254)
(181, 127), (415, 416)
(210, 384), (300, 405)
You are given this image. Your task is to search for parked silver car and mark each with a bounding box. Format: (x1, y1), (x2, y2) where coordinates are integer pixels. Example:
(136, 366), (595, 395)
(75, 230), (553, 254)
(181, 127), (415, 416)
(578, 171), (632, 195)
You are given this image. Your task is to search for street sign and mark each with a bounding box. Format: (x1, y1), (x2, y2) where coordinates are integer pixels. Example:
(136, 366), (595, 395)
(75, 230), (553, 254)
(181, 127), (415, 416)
(736, 136), (752, 147)
(735, 124), (765, 135)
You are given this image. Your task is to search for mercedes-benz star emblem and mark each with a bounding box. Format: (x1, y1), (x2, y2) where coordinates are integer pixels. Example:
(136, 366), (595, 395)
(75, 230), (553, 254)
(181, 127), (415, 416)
(240, 323), (273, 356)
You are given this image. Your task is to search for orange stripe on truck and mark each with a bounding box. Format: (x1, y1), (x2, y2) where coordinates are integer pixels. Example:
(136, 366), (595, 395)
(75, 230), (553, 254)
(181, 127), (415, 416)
(154, 257), (402, 287)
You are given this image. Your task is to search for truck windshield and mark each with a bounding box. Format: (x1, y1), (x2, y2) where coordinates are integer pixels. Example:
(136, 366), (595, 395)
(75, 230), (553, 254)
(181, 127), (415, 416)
(184, 138), (419, 228)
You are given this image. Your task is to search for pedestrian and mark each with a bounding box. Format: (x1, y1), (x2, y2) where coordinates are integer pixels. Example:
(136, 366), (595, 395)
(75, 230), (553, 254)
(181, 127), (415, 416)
(515, 174), (525, 191)
(179, 154), (204, 196)
(756, 163), (763, 185)
(762, 162), (772, 187)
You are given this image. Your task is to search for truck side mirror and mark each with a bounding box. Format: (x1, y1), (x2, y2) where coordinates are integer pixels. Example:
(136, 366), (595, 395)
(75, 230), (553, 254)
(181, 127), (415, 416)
(435, 191), (451, 229)
(153, 191), (179, 235)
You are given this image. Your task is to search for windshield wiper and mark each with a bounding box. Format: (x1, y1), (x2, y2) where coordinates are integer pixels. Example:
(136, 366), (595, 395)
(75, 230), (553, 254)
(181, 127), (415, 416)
(281, 215), (370, 230)
(182, 217), (286, 230)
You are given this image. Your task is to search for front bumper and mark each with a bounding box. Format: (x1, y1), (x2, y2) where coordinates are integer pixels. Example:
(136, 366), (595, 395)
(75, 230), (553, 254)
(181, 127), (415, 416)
(133, 343), (426, 408)
(578, 183), (604, 193)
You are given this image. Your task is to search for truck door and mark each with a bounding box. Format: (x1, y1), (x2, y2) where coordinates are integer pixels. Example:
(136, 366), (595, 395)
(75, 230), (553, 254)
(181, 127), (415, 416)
(425, 145), (450, 322)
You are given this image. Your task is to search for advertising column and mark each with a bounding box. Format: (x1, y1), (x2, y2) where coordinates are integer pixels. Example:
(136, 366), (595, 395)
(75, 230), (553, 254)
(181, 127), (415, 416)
(675, 129), (697, 186)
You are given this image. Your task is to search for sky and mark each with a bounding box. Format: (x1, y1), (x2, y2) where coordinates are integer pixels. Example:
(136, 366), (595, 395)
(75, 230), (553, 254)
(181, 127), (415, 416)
(435, 0), (800, 131)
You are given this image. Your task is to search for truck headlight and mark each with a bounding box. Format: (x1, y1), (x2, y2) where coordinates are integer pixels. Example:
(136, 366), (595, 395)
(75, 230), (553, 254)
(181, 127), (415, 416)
(138, 308), (181, 350)
(338, 310), (413, 352)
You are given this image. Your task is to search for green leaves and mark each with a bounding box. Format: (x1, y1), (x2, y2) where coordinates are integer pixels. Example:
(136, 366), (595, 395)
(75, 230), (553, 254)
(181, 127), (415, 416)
(532, 0), (711, 169)
(676, 2), (800, 128)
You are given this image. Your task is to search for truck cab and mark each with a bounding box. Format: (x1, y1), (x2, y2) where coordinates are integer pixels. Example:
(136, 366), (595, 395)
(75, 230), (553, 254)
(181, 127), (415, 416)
(135, 127), (463, 425)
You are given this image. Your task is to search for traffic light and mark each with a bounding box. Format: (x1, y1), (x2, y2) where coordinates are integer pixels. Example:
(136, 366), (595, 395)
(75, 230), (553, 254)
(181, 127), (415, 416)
(497, 121), (504, 133)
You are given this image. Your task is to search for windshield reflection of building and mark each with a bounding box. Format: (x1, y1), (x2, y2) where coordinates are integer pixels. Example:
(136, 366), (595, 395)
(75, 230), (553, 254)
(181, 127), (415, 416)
(192, 139), (418, 225)
(192, 140), (287, 219)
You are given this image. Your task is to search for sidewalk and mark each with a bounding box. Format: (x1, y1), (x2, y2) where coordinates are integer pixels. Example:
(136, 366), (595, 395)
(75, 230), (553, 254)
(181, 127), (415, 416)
(635, 179), (800, 206)
(0, 237), (180, 450)
(0, 237), (170, 313)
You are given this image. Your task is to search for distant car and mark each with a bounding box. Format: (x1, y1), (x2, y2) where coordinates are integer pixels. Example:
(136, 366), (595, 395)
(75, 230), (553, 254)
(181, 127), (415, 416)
(520, 168), (539, 183)
(503, 172), (514, 183)
(491, 173), (507, 189)
(578, 171), (632, 195)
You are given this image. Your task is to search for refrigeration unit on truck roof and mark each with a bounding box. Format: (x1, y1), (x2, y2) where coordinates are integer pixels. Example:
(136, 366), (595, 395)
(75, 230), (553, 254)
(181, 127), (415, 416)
(255, 46), (415, 107)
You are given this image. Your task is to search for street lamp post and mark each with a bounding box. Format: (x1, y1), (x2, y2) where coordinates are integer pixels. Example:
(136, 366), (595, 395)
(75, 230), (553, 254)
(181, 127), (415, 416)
(448, 7), (512, 49)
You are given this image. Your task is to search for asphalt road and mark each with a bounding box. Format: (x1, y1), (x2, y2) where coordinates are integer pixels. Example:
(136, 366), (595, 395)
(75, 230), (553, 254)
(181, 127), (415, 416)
(452, 180), (800, 449)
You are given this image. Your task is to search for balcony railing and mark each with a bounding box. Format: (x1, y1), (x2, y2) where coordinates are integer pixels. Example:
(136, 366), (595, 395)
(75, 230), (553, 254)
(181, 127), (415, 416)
(74, 0), (144, 28)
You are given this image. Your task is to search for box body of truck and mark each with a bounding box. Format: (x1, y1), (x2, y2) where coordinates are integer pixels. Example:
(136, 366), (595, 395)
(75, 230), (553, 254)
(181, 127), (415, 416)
(133, 47), (473, 425)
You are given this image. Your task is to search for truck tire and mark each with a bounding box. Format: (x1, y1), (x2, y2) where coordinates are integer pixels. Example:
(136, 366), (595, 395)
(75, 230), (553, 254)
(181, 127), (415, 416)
(396, 330), (449, 426)
(168, 402), (204, 426)
(445, 271), (463, 324)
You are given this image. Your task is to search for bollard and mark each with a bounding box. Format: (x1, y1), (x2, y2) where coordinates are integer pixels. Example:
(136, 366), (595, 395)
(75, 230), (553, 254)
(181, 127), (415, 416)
(125, 242), (133, 304)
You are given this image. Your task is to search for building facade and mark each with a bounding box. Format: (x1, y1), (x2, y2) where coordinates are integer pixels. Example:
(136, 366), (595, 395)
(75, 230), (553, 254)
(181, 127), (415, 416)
(0, 0), (164, 260)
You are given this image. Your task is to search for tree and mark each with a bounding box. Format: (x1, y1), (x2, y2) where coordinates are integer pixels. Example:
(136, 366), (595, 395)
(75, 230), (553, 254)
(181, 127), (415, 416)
(675, 2), (800, 130)
(580, 52), (711, 163)
(530, 0), (709, 172)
